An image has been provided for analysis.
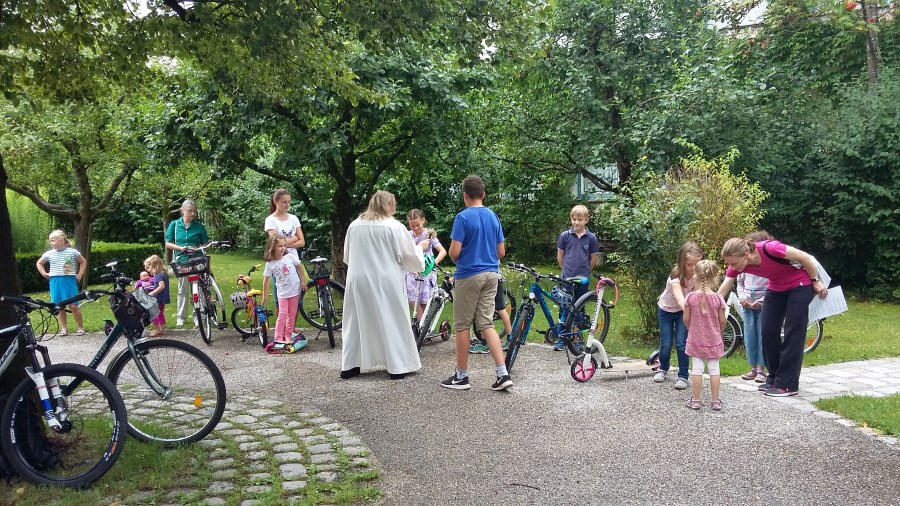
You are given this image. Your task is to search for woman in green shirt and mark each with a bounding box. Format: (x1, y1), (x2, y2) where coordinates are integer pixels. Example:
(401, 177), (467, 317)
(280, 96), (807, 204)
(165, 200), (209, 327)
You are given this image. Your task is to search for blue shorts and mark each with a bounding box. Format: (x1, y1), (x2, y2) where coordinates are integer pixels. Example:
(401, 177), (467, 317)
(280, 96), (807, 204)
(49, 276), (78, 304)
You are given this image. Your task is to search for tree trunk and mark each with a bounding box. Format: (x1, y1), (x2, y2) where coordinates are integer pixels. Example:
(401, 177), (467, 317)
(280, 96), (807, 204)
(861, 2), (880, 84)
(330, 184), (358, 285)
(74, 214), (93, 288)
(0, 154), (27, 395)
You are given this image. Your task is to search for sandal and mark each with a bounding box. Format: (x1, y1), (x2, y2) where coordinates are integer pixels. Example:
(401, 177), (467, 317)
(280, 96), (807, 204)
(59, 330), (68, 337)
(685, 398), (703, 410)
(711, 400), (725, 412)
(75, 328), (86, 336)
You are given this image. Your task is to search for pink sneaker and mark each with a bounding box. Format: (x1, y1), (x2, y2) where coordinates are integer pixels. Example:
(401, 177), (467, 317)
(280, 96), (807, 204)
(754, 371), (768, 383)
(741, 369), (759, 380)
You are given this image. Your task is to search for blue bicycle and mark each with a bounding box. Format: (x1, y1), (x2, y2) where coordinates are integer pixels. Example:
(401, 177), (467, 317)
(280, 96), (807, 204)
(504, 263), (589, 372)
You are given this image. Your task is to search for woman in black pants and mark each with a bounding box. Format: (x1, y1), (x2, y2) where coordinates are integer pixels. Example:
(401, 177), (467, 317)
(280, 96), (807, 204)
(718, 238), (828, 396)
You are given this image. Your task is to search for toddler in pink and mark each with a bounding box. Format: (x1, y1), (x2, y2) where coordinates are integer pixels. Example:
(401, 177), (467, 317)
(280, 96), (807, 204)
(683, 259), (727, 411)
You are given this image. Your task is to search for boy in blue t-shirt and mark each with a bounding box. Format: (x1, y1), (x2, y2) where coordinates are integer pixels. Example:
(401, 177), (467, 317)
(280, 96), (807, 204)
(554, 204), (600, 350)
(440, 176), (513, 392)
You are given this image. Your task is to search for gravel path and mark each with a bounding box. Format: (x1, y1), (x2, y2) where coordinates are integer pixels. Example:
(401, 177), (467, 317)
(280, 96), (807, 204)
(47, 329), (900, 505)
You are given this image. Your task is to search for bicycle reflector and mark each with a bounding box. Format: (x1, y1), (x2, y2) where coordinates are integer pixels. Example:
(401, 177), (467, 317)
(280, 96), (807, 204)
(421, 253), (436, 276)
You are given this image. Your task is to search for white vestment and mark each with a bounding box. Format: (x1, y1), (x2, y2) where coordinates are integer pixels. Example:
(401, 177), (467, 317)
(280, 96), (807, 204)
(341, 217), (425, 374)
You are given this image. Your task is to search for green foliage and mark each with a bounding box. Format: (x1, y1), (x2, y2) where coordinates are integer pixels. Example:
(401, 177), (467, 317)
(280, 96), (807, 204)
(18, 242), (161, 293)
(7, 190), (51, 253)
(604, 148), (767, 339)
(800, 69), (900, 301)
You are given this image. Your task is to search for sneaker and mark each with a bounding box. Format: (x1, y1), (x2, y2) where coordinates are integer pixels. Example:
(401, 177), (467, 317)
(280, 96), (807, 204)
(741, 369), (759, 380)
(176, 319), (185, 327)
(441, 374), (471, 390)
(501, 339), (510, 352)
(758, 381), (773, 392)
(674, 378), (689, 390)
(552, 338), (566, 351)
(763, 387), (797, 397)
(468, 343), (490, 354)
(653, 371), (666, 383)
(491, 375), (513, 391)
(754, 371), (768, 383)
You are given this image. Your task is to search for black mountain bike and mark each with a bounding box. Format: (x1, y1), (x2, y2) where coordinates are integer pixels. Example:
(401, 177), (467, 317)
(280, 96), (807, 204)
(299, 245), (345, 348)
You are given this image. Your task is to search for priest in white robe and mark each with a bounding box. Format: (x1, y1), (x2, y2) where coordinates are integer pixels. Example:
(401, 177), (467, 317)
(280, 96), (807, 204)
(340, 190), (425, 380)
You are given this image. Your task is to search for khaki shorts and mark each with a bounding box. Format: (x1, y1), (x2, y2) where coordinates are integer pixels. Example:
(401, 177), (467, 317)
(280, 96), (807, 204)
(453, 272), (499, 333)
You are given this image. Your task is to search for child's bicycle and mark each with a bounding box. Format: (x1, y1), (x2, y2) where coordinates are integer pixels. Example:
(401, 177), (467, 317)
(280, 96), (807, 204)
(0, 294), (128, 487)
(503, 263), (589, 372)
(568, 273), (661, 382)
(299, 243), (345, 348)
(230, 264), (273, 347)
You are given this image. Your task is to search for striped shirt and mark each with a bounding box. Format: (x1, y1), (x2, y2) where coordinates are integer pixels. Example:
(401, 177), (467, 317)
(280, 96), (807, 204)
(39, 248), (81, 277)
(736, 273), (767, 305)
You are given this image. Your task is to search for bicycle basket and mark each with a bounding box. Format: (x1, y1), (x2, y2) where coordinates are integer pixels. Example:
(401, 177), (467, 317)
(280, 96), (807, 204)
(170, 255), (211, 278)
(550, 286), (574, 309)
(231, 292), (248, 309)
(113, 288), (158, 330)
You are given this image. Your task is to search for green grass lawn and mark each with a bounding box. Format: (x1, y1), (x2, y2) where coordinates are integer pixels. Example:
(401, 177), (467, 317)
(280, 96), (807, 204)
(815, 394), (900, 437)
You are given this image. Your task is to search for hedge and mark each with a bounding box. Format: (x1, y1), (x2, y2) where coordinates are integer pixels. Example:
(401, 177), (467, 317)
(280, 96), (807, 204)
(18, 242), (164, 293)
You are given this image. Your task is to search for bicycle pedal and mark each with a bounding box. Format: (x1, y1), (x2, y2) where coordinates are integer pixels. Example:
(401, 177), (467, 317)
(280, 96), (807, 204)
(536, 330), (547, 335)
(217, 322), (228, 330)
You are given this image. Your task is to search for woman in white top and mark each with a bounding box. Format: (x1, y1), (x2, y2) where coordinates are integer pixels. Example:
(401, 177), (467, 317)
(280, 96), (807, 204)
(264, 189), (305, 261)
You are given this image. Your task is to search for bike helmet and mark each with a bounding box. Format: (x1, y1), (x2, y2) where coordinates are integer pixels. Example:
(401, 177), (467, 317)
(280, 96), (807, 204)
(230, 292), (248, 309)
(550, 286), (573, 309)
(420, 253), (436, 276)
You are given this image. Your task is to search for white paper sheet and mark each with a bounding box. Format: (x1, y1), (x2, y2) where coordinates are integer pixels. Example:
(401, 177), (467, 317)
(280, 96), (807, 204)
(808, 285), (848, 322)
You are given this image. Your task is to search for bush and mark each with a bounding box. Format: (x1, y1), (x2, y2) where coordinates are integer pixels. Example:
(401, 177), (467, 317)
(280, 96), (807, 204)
(18, 242), (162, 293)
(7, 191), (52, 254)
(603, 147), (768, 340)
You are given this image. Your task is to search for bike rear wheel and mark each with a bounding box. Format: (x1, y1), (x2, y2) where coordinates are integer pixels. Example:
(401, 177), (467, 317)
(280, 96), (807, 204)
(105, 338), (226, 446)
(322, 288), (336, 348)
(564, 292), (610, 353)
(299, 280), (344, 330)
(0, 363), (127, 488)
(723, 313), (742, 358)
(231, 306), (255, 337)
(504, 304), (532, 372)
(194, 282), (212, 345)
(416, 298), (443, 350)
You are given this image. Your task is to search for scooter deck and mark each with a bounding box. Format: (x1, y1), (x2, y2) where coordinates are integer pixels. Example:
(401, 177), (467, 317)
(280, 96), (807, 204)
(599, 359), (656, 373)
(265, 334), (308, 354)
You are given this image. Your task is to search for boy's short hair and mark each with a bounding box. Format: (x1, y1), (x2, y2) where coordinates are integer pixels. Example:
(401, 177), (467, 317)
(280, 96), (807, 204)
(462, 175), (486, 200)
(570, 205), (589, 219)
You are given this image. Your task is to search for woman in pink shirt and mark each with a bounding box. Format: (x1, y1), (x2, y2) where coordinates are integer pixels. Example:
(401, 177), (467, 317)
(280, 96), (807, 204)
(718, 238), (828, 397)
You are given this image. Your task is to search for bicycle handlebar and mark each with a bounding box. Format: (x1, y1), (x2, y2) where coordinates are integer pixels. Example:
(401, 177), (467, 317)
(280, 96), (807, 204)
(592, 272), (616, 287)
(183, 240), (231, 254)
(506, 263), (568, 284)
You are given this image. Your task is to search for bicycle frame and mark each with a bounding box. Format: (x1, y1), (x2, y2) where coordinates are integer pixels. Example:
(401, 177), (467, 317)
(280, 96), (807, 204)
(87, 321), (171, 399)
(512, 275), (580, 345)
(576, 279), (616, 370)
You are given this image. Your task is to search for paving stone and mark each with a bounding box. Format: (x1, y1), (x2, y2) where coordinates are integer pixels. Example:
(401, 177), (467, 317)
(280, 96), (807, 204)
(209, 458), (235, 469)
(125, 491), (157, 503)
(317, 464), (338, 471)
(286, 421), (304, 428)
(320, 423), (342, 431)
(210, 448), (231, 458)
(275, 451), (305, 462)
(269, 415), (289, 423)
(274, 442), (300, 452)
(329, 429), (353, 437)
(247, 450), (269, 461)
(200, 438), (225, 448)
(282, 480), (308, 492)
(307, 443), (332, 454)
(317, 471), (338, 483)
(230, 414), (258, 424)
(206, 481), (235, 494)
(257, 428), (285, 436)
(249, 472), (272, 481)
(211, 469), (238, 479)
(166, 488), (200, 500)
(293, 428), (315, 436)
(245, 485), (272, 494)
(239, 441), (263, 451)
(205, 498), (227, 506)
(343, 446), (367, 456)
(234, 434), (257, 443)
(351, 457), (371, 467)
(280, 463), (309, 478)
(215, 421), (233, 430)
(309, 416), (332, 424)
(268, 434), (293, 444)
(310, 453), (336, 464)
(218, 428), (245, 436)
(247, 409), (277, 417)
(339, 436), (363, 446)
(249, 461), (269, 471)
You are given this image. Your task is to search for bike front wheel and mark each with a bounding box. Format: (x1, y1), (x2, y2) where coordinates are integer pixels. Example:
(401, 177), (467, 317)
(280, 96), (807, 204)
(299, 280), (345, 330)
(105, 338), (226, 446)
(564, 292), (611, 353)
(194, 282), (212, 345)
(802, 319), (824, 354)
(0, 363), (128, 488)
(231, 306), (255, 337)
(322, 288), (336, 348)
(504, 304), (532, 372)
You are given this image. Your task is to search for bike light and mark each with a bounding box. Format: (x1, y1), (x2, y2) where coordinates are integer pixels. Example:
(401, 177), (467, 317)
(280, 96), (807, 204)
(316, 279), (327, 286)
(187, 275), (200, 282)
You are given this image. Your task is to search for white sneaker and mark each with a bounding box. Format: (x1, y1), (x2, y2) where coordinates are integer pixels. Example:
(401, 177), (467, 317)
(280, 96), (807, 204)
(653, 371), (666, 383)
(176, 319), (185, 327)
(674, 378), (689, 390)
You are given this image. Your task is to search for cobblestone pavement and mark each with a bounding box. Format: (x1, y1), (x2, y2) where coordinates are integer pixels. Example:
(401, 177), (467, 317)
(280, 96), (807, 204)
(725, 357), (900, 448)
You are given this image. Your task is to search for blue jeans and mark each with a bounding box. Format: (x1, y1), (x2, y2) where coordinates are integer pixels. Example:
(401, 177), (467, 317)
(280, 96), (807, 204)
(658, 308), (688, 380)
(741, 306), (764, 368)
